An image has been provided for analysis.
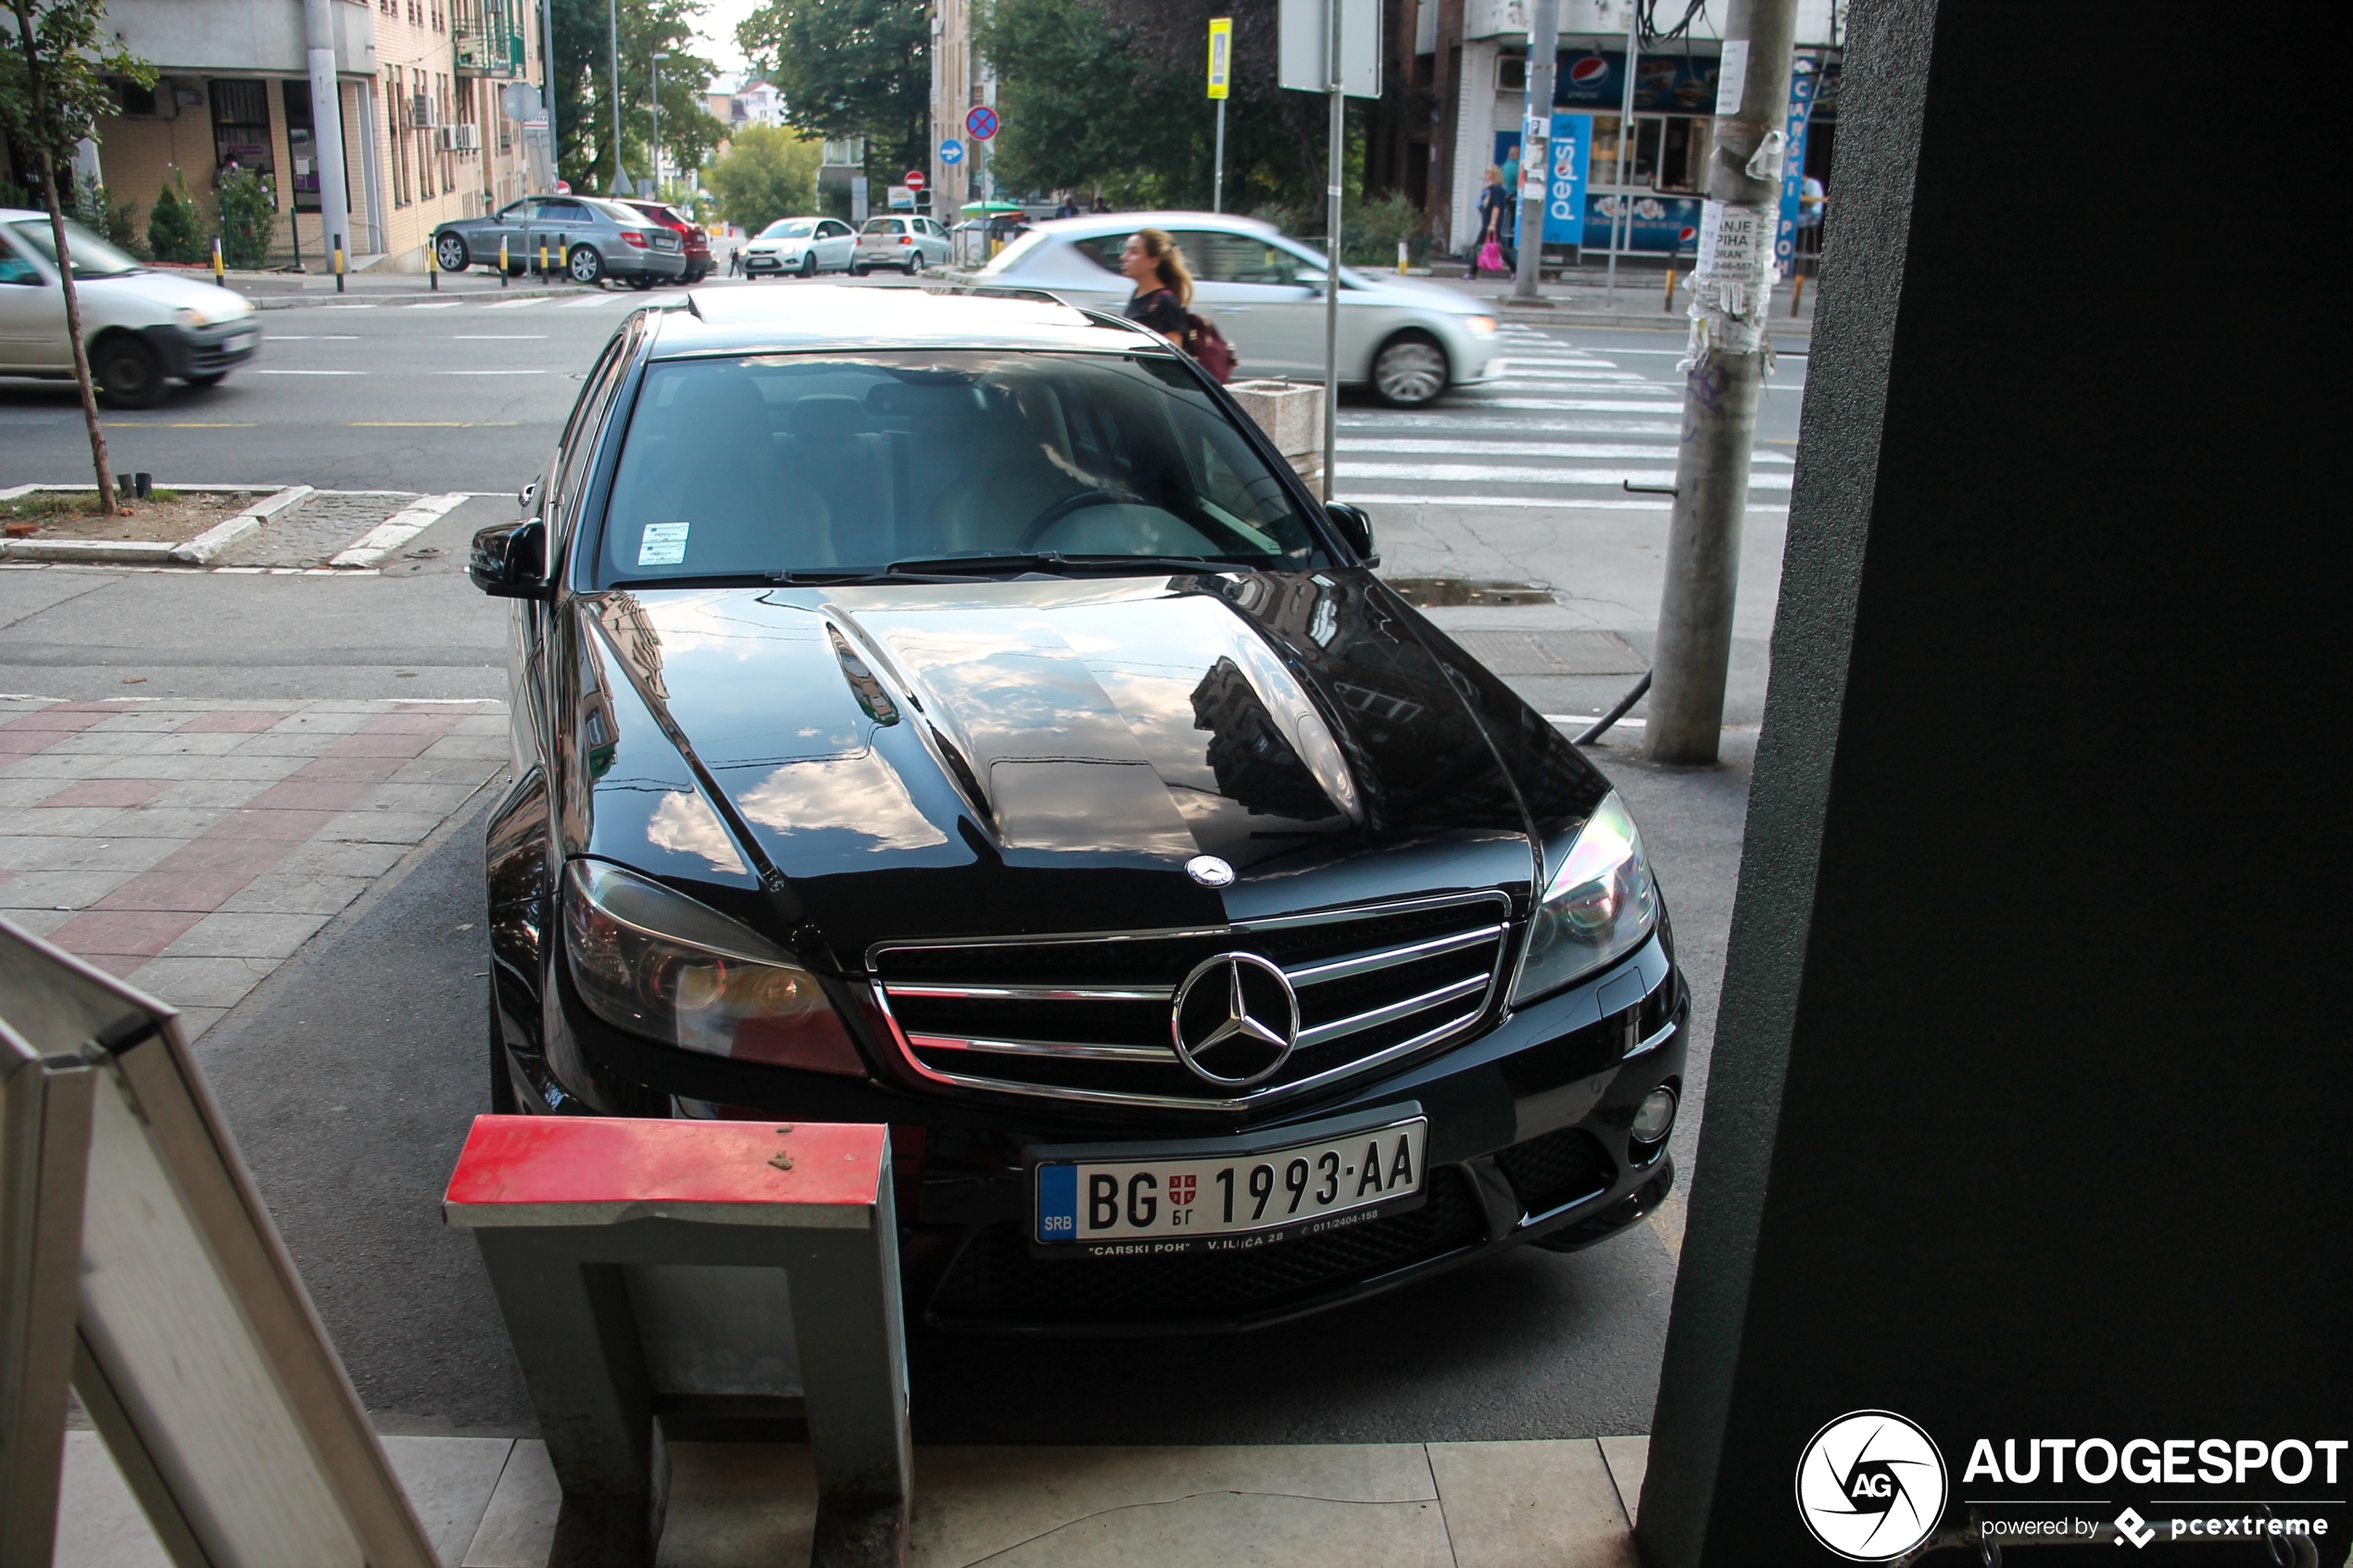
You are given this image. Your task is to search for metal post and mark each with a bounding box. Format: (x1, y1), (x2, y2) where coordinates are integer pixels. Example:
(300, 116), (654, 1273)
(541, 0), (559, 187)
(1644, 0), (1797, 766)
(650, 52), (666, 198)
(607, 0), (624, 193)
(1214, 100), (1227, 213)
(302, 0), (354, 284)
(333, 234), (346, 293)
(0, 1054), (96, 1568)
(1321, 0), (1342, 502)
(1604, 0), (1636, 302)
(1511, 0), (1558, 301)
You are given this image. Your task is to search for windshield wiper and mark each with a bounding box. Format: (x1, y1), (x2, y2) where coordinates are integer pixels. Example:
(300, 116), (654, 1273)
(885, 551), (1253, 577)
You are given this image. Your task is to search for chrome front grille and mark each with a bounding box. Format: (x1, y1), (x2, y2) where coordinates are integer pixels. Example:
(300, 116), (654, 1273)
(869, 892), (1514, 1110)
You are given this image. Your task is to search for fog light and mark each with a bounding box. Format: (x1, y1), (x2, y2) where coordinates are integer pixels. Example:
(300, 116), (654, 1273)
(1630, 1086), (1677, 1144)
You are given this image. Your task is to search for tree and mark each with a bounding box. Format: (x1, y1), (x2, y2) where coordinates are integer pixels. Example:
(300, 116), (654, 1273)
(215, 169), (275, 268)
(705, 125), (820, 232)
(145, 168), (203, 261)
(735, 0), (926, 187)
(0, 0), (153, 515)
(547, 0), (720, 194)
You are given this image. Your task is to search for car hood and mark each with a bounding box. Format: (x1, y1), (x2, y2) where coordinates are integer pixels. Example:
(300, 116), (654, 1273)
(80, 270), (256, 320)
(563, 572), (1542, 960)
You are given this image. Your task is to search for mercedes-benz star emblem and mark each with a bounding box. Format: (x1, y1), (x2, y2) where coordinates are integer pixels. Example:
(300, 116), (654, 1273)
(1185, 855), (1235, 887)
(1170, 953), (1299, 1087)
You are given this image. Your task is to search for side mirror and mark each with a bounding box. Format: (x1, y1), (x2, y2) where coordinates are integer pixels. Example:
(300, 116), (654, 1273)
(517, 479), (540, 511)
(469, 518), (549, 599)
(1324, 502), (1379, 567)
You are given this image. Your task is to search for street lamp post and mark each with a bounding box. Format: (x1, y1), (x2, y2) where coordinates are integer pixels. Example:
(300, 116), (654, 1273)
(607, 0), (623, 193)
(650, 51), (668, 199)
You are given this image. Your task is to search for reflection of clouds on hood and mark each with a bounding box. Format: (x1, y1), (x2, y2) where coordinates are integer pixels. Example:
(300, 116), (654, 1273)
(646, 790), (749, 874)
(736, 751), (947, 852)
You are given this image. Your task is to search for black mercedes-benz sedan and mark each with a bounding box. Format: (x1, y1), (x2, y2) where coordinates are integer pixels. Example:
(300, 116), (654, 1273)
(470, 285), (1687, 1333)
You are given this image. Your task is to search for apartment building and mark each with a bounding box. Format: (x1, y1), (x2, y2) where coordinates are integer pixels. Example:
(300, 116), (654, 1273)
(926, 0), (988, 216)
(86, 0), (545, 270)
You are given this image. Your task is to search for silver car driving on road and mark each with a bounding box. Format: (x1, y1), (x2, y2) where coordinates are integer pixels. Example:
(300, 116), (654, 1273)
(965, 211), (1501, 406)
(743, 217), (858, 278)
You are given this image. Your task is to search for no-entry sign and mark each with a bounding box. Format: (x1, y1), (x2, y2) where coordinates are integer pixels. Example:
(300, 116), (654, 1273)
(966, 105), (999, 141)
(905, 170), (925, 191)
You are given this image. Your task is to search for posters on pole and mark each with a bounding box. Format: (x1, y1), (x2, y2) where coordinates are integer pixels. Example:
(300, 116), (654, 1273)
(1491, 117), (1592, 248)
(1209, 18), (1232, 99)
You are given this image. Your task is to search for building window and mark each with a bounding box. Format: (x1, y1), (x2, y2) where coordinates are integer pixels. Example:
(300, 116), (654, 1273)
(388, 67), (411, 206)
(207, 78), (275, 194)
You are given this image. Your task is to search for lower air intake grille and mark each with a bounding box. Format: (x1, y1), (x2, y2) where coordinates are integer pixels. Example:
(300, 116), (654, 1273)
(1491, 1128), (1615, 1216)
(929, 1165), (1489, 1328)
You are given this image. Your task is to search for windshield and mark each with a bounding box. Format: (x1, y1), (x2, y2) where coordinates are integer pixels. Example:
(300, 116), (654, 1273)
(9, 219), (145, 279)
(976, 227), (1052, 274)
(594, 351), (1318, 585)
(762, 220), (816, 238)
(860, 219), (901, 234)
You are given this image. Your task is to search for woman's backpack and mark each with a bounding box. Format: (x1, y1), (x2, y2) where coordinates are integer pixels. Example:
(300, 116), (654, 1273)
(1184, 313), (1237, 383)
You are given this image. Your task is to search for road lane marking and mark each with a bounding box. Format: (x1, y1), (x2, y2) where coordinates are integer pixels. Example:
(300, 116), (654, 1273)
(478, 298), (549, 310)
(436, 370), (547, 375)
(170, 421), (258, 428)
(452, 333), (547, 339)
(347, 420), (521, 426)
(559, 295), (627, 307)
(1338, 462), (1793, 487)
(408, 300), (465, 308)
(313, 304), (379, 310)
(1475, 398), (1692, 412)
(1492, 369), (1650, 382)
(1339, 415), (1679, 434)
(329, 492), (471, 568)
(254, 369), (364, 375)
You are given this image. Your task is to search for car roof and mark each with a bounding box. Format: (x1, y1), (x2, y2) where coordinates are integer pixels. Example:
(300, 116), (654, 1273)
(1015, 210), (1281, 241)
(654, 283), (1168, 358)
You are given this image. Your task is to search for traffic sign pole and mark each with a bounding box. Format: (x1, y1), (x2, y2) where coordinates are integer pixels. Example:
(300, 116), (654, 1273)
(1209, 19), (1232, 214)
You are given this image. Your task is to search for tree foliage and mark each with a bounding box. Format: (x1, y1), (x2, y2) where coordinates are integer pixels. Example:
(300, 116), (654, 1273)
(735, 0), (926, 182)
(705, 124), (820, 232)
(975, 0), (1348, 217)
(548, 0), (720, 194)
(145, 168), (203, 260)
(215, 169), (274, 268)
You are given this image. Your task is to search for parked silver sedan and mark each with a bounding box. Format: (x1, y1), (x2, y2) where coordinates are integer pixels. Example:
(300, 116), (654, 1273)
(965, 211), (1501, 406)
(851, 215), (954, 276)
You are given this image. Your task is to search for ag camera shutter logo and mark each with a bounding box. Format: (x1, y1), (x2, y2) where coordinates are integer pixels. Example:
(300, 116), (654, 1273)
(1795, 1410), (1948, 1562)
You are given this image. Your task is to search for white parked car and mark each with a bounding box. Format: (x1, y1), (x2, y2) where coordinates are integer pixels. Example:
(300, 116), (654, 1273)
(0, 210), (259, 408)
(968, 211), (1501, 407)
(851, 215), (953, 276)
(742, 217), (857, 278)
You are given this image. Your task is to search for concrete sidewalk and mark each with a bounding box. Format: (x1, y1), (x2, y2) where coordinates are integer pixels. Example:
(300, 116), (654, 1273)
(56, 1428), (1650, 1567)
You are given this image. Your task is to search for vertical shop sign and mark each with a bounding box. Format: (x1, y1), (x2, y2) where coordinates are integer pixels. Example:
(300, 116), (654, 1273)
(1544, 113), (1592, 246)
(1774, 60), (1818, 277)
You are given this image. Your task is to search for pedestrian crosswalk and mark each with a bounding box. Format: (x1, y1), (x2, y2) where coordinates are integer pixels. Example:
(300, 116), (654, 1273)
(1333, 323), (1796, 512)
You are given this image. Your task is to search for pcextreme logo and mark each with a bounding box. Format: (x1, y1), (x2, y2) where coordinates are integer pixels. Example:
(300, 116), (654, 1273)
(1794, 1411), (1947, 1562)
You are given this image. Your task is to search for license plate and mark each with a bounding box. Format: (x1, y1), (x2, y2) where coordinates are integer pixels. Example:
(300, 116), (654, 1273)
(1032, 1114), (1427, 1255)
(224, 332), (254, 351)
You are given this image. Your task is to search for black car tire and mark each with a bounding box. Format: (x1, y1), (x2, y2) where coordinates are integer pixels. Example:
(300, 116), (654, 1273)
(92, 333), (167, 409)
(487, 990), (519, 1114)
(628, 273), (657, 291)
(799, 251), (817, 278)
(849, 262), (868, 277)
(434, 232), (471, 272)
(1371, 331), (1451, 408)
(183, 372), (227, 389)
(903, 257), (921, 276)
(568, 244), (603, 284)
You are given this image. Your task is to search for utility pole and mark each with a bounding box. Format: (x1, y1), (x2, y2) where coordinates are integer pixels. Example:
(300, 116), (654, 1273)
(1643, 0), (1797, 765)
(607, 0), (624, 193)
(1604, 0), (1636, 302)
(1321, 0), (1342, 501)
(301, 0), (353, 272)
(542, 0), (558, 186)
(650, 50), (666, 198)
(1510, 0), (1557, 301)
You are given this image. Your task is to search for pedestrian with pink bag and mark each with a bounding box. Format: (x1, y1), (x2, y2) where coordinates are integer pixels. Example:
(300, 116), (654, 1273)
(1466, 166), (1514, 279)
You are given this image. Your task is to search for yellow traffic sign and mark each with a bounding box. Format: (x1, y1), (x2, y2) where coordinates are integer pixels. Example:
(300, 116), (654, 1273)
(1208, 17), (1232, 99)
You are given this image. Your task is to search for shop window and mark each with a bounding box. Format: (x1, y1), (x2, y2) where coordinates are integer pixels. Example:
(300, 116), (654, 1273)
(282, 80), (321, 215)
(208, 79), (276, 196)
(1589, 114), (1710, 195)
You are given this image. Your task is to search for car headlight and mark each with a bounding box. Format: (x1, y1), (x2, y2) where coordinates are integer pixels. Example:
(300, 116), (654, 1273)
(561, 858), (864, 1075)
(1466, 315), (1498, 336)
(1511, 792), (1659, 1005)
(174, 307), (210, 329)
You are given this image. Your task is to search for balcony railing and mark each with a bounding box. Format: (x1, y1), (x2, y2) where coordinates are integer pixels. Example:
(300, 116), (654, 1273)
(454, 0), (525, 76)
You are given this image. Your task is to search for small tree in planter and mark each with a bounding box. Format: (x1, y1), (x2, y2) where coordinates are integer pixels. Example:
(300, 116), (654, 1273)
(0, 0), (156, 514)
(214, 169), (275, 269)
(71, 170), (145, 257)
(146, 169), (205, 261)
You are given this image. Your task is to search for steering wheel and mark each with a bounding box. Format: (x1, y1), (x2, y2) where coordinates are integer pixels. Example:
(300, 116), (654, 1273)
(1017, 489), (1133, 550)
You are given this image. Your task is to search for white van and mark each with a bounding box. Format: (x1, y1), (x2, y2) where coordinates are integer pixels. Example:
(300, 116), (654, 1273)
(0, 209), (261, 408)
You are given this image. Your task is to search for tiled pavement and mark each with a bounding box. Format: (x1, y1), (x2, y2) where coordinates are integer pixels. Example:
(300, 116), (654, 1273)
(0, 696), (508, 1037)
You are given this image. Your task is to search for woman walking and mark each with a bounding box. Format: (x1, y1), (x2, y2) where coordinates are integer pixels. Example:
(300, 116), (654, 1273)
(1466, 165), (1512, 279)
(1118, 228), (1235, 381)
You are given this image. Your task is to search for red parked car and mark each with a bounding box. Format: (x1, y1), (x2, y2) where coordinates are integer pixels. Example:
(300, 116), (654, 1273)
(618, 201), (712, 283)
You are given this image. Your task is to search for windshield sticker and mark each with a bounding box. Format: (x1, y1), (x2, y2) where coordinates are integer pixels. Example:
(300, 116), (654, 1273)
(638, 521), (690, 566)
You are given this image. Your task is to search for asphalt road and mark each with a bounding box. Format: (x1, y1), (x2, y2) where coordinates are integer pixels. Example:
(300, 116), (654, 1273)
(6, 293), (1769, 1442)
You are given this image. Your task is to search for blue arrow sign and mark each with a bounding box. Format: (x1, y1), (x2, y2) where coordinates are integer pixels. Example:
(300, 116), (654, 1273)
(939, 139), (964, 165)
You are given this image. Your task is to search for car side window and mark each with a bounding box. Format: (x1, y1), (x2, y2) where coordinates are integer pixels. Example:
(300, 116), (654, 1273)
(543, 200), (591, 223)
(0, 247), (41, 286)
(549, 333), (634, 550)
(1194, 232), (1301, 286)
(1071, 233), (1131, 273)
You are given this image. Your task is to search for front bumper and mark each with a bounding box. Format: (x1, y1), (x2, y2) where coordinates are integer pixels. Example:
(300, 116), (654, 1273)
(148, 320), (261, 380)
(742, 249), (801, 273)
(500, 923), (1687, 1334)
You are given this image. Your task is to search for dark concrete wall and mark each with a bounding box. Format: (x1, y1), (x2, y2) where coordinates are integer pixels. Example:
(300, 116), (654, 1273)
(1637, 1), (2347, 1562)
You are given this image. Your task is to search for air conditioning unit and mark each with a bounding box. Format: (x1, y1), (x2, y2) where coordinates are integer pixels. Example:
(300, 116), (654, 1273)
(453, 122), (482, 151)
(435, 124), (458, 150)
(409, 94), (438, 129)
